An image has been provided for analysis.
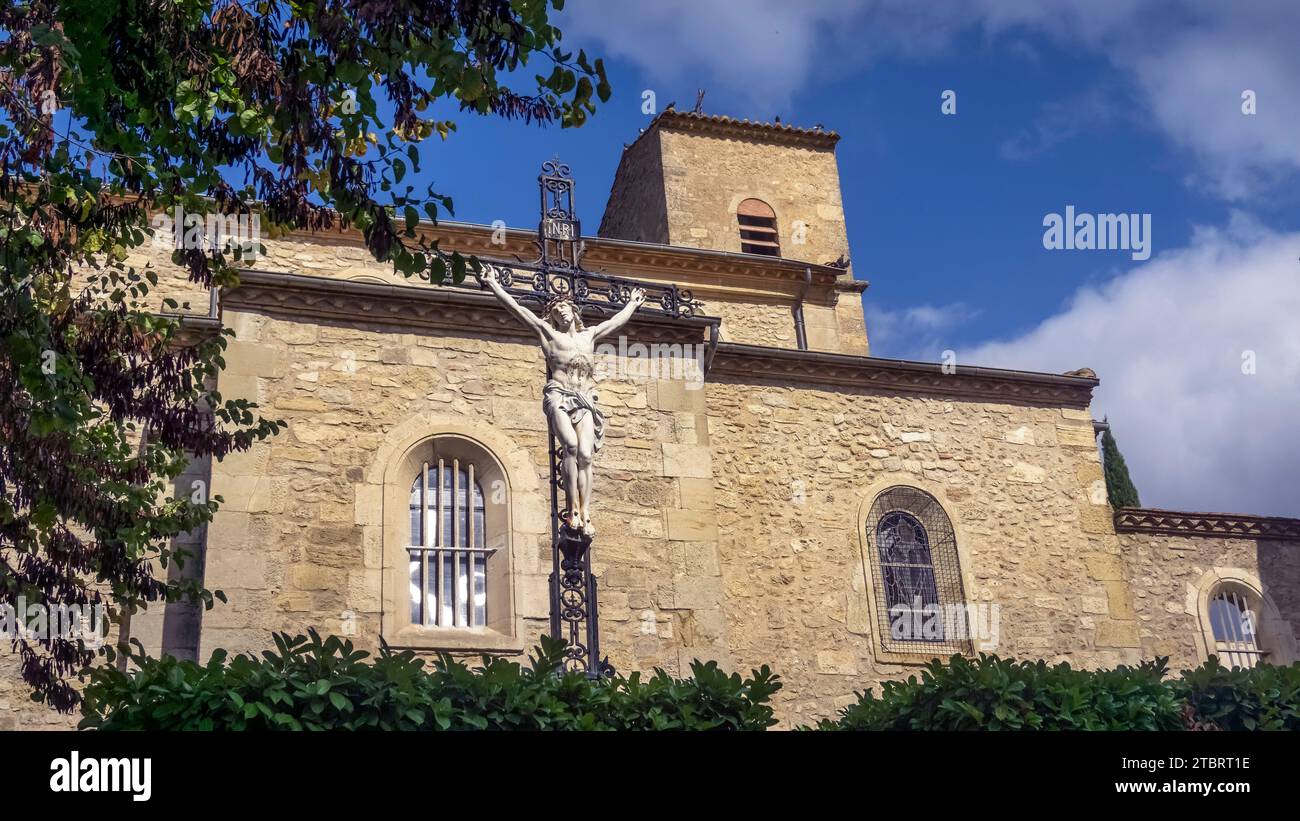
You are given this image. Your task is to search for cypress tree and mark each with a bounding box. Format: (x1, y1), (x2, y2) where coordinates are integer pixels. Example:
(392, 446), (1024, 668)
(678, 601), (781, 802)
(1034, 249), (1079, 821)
(1100, 425), (1142, 508)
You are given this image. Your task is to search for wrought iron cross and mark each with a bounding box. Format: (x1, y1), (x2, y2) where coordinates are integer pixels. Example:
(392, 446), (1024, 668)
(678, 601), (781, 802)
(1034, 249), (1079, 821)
(482, 159), (702, 322)
(538, 156), (582, 270)
(480, 159), (707, 678)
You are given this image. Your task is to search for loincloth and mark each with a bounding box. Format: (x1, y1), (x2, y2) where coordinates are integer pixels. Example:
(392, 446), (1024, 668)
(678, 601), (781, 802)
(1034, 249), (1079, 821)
(543, 380), (605, 452)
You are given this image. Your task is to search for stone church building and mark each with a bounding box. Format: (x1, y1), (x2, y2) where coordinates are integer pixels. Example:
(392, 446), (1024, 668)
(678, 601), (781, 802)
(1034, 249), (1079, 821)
(5, 110), (1300, 727)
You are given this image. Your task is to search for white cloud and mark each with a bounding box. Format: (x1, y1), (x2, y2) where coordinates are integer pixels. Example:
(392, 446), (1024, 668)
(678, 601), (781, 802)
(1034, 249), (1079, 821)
(1124, 17), (1300, 199)
(562, 0), (1300, 199)
(963, 1), (1300, 199)
(561, 2), (1300, 515)
(964, 214), (1300, 517)
(864, 302), (980, 361)
(557, 0), (871, 110)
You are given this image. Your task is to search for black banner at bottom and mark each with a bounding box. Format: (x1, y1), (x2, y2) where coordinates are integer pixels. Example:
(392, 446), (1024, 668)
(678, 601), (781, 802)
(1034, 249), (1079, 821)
(5, 729), (1284, 806)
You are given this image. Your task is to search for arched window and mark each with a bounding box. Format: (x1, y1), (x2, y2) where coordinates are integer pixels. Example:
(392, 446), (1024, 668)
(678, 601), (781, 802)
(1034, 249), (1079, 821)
(1190, 569), (1296, 669)
(737, 198), (780, 256)
(864, 486), (971, 654)
(1206, 585), (1264, 668)
(408, 455), (492, 628)
(379, 429), (520, 651)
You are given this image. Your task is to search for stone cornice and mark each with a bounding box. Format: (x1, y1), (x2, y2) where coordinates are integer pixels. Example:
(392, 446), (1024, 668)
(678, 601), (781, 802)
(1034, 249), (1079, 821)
(137, 195), (856, 307)
(222, 270), (718, 346)
(124, 193), (850, 288)
(268, 226), (857, 321)
(1114, 508), (1300, 541)
(643, 109), (841, 151)
(277, 220), (850, 291)
(214, 274), (1093, 407)
(709, 342), (1100, 408)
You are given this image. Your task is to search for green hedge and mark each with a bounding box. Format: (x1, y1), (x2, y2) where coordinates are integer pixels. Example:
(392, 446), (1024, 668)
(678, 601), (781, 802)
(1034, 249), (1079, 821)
(813, 653), (1300, 731)
(1175, 657), (1300, 730)
(812, 654), (1183, 730)
(78, 631), (781, 731)
(80, 633), (1300, 731)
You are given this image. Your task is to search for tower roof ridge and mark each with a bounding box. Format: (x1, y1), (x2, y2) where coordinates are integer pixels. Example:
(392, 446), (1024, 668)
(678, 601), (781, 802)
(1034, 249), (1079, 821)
(627, 108), (840, 152)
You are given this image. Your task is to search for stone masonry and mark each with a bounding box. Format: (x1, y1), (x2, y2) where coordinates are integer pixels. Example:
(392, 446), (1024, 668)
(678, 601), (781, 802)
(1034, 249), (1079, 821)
(4, 111), (1298, 730)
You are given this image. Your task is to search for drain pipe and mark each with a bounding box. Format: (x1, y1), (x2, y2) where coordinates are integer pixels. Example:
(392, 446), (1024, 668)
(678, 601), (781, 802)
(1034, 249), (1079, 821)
(704, 322), (720, 376)
(792, 267), (812, 351)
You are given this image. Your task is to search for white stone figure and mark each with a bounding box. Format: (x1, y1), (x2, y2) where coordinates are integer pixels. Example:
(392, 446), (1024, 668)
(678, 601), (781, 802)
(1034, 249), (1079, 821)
(482, 267), (645, 535)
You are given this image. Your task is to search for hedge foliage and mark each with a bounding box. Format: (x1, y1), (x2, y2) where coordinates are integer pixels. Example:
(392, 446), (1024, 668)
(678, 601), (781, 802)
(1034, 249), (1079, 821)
(1175, 657), (1300, 731)
(78, 631), (780, 731)
(813, 654), (1183, 730)
(79, 633), (1300, 731)
(814, 653), (1300, 731)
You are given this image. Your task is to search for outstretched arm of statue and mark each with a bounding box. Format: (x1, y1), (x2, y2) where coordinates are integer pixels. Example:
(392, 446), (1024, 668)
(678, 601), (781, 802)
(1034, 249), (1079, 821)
(591, 287), (646, 341)
(481, 267), (551, 342)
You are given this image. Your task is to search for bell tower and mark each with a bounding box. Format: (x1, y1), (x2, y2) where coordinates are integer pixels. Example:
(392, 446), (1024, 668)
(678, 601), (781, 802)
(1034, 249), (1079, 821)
(599, 109), (852, 272)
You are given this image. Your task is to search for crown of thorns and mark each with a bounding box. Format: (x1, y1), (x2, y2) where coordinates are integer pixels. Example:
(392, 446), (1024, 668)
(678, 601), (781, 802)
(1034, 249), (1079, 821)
(541, 292), (585, 330)
(543, 292), (579, 316)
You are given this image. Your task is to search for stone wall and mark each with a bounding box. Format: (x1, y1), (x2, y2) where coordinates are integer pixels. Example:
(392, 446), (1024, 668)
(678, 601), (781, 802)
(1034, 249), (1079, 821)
(655, 128), (851, 269)
(120, 225), (870, 354)
(597, 128), (669, 244)
(190, 303), (723, 682)
(8, 280), (1299, 729)
(0, 657), (79, 730)
(704, 377), (1140, 724)
(0, 275), (1139, 729)
(151, 304), (1152, 726)
(711, 297), (797, 347)
(1117, 530), (1300, 670)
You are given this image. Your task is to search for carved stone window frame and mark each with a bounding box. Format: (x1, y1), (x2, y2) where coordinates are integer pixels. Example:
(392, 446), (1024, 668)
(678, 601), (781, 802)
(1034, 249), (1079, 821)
(368, 417), (545, 654)
(855, 477), (980, 666)
(1186, 567), (1297, 667)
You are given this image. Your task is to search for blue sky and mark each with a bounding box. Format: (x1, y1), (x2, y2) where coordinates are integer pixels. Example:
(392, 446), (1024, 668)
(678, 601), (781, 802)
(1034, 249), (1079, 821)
(397, 2), (1300, 516)
(425, 9), (1298, 354)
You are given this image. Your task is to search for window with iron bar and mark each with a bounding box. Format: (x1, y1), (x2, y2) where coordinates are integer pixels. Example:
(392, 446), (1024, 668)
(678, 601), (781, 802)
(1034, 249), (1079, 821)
(865, 486), (972, 655)
(1208, 587), (1265, 669)
(408, 458), (494, 628)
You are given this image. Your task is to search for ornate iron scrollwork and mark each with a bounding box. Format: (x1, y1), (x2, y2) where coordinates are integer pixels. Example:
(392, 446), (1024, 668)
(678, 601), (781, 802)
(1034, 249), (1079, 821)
(550, 527), (613, 678)
(471, 158), (703, 323)
(538, 157), (582, 272)
(475, 261), (702, 322)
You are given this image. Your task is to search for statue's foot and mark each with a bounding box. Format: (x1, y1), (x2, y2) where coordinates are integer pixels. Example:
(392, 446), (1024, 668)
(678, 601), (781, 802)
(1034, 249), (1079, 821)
(583, 518), (596, 536)
(565, 512), (583, 532)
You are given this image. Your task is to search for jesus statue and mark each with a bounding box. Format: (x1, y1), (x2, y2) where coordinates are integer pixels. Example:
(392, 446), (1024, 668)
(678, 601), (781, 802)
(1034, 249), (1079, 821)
(481, 267), (646, 536)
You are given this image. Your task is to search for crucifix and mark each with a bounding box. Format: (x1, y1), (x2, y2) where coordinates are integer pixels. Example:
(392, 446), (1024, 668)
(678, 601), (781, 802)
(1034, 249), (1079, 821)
(481, 269), (644, 535)
(477, 159), (702, 676)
